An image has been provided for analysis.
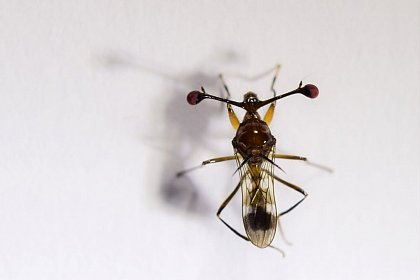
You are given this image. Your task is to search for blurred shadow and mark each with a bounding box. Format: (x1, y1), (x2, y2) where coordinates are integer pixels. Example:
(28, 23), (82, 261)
(97, 50), (244, 216)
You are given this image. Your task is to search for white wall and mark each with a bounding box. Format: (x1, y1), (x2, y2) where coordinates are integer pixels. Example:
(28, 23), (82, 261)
(0, 1), (418, 279)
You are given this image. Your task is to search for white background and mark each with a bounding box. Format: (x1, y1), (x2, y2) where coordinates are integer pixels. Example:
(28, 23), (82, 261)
(0, 1), (418, 279)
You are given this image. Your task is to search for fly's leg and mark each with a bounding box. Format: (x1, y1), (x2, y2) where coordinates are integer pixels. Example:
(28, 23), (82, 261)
(268, 172), (307, 246)
(263, 64), (281, 125)
(271, 173), (308, 217)
(305, 161), (334, 173)
(216, 181), (250, 242)
(217, 178), (285, 256)
(176, 155), (236, 177)
(219, 74), (240, 130)
(202, 156), (237, 165)
(270, 64), (281, 97)
(273, 154), (334, 173)
(273, 154), (307, 161)
(276, 217), (293, 246)
(219, 73), (232, 99)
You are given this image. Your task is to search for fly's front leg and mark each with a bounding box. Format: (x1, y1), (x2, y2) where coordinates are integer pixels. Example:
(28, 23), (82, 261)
(219, 74), (240, 130)
(263, 65), (281, 125)
(270, 64), (281, 97)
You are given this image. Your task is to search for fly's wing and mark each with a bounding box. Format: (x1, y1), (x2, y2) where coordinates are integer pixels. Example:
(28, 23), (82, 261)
(236, 148), (278, 248)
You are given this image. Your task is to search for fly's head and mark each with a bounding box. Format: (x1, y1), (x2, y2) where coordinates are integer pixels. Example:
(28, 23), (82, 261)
(243, 92), (259, 103)
(241, 92), (262, 113)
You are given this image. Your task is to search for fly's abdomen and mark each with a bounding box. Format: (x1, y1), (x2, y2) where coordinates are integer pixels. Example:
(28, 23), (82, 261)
(242, 184), (277, 248)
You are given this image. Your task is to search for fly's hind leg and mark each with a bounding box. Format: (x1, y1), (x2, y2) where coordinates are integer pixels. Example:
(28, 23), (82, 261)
(276, 216), (294, 246)
(219, 74), (240, 130)
(270, 172), (308, 246)
(263, 65), (281, 125)
(217, 178), (285, 256)
(216, 181), (250, 242)
(271, 174), (308, 217)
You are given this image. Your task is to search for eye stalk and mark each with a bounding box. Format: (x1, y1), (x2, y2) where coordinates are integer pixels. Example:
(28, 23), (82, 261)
(186, 86), (244, 107)
(186, 83), (319, 109)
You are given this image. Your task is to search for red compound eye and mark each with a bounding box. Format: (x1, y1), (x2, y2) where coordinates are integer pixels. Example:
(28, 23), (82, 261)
(302, 84), (319, 99)
(187, 91), (204, 105)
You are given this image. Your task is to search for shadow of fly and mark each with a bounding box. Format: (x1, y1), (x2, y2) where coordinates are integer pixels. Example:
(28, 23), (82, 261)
(177, 65), (319, 255)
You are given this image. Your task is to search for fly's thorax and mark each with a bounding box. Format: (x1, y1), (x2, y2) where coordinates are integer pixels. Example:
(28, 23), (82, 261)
(232, 118), (276, 161)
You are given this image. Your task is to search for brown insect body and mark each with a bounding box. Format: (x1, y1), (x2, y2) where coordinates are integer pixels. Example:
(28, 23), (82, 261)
(182, 67), (319, 251)
(232, 92), (278, 248)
